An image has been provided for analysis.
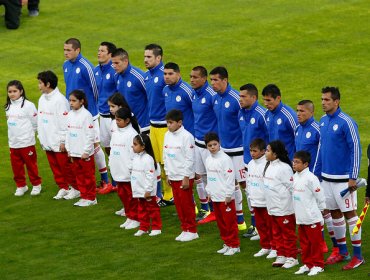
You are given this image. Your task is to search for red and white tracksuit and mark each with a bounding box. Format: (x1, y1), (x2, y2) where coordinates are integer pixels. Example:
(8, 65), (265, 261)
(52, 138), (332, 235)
(206, 150), (240, 248)
(109, 123), (138, 221)
(163, 126), (196, 233)
(247, 155), (274, 250)
(263, 159), (297, 258)
(38, 88), (76, 190)
(293, 168), (326, 268)
(6, 97), (41, 188)
(65, 106), (96, 200)
(131, 152), (162, 231)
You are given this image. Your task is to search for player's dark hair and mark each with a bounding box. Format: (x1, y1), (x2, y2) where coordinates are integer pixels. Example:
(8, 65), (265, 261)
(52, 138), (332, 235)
(192, 66), (207, 77)
(112, 48), (129, 60)
(100, 42), (117, 54)
(268, 140), (292, 169)
(145, 44), (163, 57)
(322, 86), (340, 101)
(37, 70), (58, 89)
(134, 133), (158, 170)
(4, 80), (27, 110)
(115, 107), (140, 133)
(250, 138), (266, 151)
(240, 83), (258, 98)
(69, 89), (88, 110)
(297, 100), (314, 112)
(209, 66), (228, 79)
(204, 132), (220, 145)
(65, 38), (81, 50)
(294, 150), (311, 165)
(262, 84), (281, 99)
(165, 109), (183, 122)
(164, 62), (180, 73)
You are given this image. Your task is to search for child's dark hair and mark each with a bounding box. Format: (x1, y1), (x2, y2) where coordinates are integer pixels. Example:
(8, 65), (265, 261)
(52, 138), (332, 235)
(69, 89), (88, 110)
(268, 140), (292, 169)
(115, 107), (140, 133)
(37, 70), (58, 89)
(204, 132), (219, 145)
(293, 150), (311, 165)
(4, 80), (27, 111)
(108, 92), (130, 119)
(165, 109), (183, 122)
(134, 133), (158, 170)
(250, 138), (266, 151)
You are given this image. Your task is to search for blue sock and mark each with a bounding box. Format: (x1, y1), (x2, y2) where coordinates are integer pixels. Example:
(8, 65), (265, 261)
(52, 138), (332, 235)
(251, 215), (256, 227)
(200, 202), (209, 212)
(209, 200), (214, 212)
(156, 181), (163, 199)
(338, 244), (348, 256)
(237, 213), (245, 224)
(100, 172), (109, 183)
(331, 237), (338, 247)
(353, 246), (362, 259)
(111, 179), (117, 187)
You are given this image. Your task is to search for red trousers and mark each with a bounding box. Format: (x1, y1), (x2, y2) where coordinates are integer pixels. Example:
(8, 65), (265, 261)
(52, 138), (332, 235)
(254, 207), (275, 249)
(71, 156), (96, 200)
(46, 151), (76, 190)
(10, 146), (41, 187)
(170, 179), (197, 233)
(116, 182), (138, 221)
(214, 200), (240, 248)
(299, 223), (324, 268)
(271, 214), (297, 258)
(138, 197), (162, 231)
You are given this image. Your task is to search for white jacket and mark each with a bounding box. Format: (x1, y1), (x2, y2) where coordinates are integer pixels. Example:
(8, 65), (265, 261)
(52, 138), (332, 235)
(293, 167), (326, 225)
(163, 126), (195, 181)
(37, 88), (69, 152)
(109, 123), (137, 182)
(131, 152), (157, 198)
(6, 98), (37, 148)
(65, 106), (94, 157)
(247, 155), (267, 207)
(205, 150), (235, 202)
(263, 159), (294, 216)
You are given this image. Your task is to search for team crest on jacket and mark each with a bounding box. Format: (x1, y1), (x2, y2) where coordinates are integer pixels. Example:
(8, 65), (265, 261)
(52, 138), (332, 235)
(189, 144), (194, 149)
(154, 77), (159, 83)
(290, 177), (293, 181)
(315, 187), (321, 192)
(88, 124), (93, 128)
(164, 145), (168, 148)
(333, 124), (338, 131)
(33, 113), (37, 117)
(306, 132), (311, 138)
(150, 169), (154, 173)
(283, 219), (289, 224)
(277, 118), (282, 125)
(250, 118), (256, 124)
(227, 169), (233, 173)
(176, 96), (181, 102)
(224, 101), (230, 108)
(106, 73), (111, 79)
(127, 81), (132, 87)
(76, 67), (81, 74)
(201, 97), (206, 104)
(63, 111), (68, 115)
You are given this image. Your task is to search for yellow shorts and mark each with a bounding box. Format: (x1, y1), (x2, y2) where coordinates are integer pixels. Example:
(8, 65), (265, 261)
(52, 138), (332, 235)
(149, 126), (167, 164)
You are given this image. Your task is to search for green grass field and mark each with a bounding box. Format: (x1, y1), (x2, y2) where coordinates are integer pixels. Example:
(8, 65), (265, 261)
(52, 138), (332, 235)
(0, 0), (369, 279)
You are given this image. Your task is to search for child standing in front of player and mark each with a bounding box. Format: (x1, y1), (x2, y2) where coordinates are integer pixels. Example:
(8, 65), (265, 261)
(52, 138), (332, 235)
(204, 132), (240, 255)
(65, 89), (97, 207)
(163, 109), (198, 242)
(5, 80), (42, 196)
(109, 107), (140, 230)
(293, 151), (326, 276)
(263, 140), (298, 269)
(131, 133), (162, 237)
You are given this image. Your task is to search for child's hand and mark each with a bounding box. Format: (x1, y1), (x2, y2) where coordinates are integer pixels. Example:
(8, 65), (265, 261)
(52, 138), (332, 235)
(166, 176), (171, 186)
(181, 177), (189, 190)
(81, 153), (89, 160)
(144, 191), (151, 200)
(60, 143), (66, 152)
(225, 197), (231, 204)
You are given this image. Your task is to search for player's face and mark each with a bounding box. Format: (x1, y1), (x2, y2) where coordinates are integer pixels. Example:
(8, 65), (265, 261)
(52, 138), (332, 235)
(210, 74), (227, 93)
(64, 44), (79, 61)
(263, 95), (280, 111)
(265, 145), (277, 161)
(98, 45), (111, 65)
(250, 147), (265, 160)
(144, 50), (161, 69)
(190, 70), (206, 90)
(321, 92), (339, 115)
(207, 140), (220, 154)
(69, 95), (84, 111)
(115, 116), (130, 129)
(239, 90), (255, 109)
(292, 158), (308, 172)
(38, 80), (48, 93)
(7, 85), (23, 101)
(296, 105), (313, 124)
(164, 69), (180, 86)
(132, 138), (145, 154)
(166, 119), (182, 132)
(112, 56), (128, 74)
(108, 101), (121, 115)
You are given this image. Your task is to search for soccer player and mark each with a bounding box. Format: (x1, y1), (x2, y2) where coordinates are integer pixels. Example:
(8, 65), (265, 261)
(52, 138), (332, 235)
(314, 87), (363, 270)
(112, 48), (150, 133)
(190, 66), (217, 222)
(262, 84), (298, 160)
(210, 66), (246, 231)
(63, 38), (108, 190)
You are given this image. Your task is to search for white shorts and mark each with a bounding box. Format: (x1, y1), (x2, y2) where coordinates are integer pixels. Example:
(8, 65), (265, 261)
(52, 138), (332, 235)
(93, 118), (100, 143)
(194, 145), (210, 175)
(230, 154), (246, 183)
(321, 180), (357, 212)
(99, 117), (112, 147)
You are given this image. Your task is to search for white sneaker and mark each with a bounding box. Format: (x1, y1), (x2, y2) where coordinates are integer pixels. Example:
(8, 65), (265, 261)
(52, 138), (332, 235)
(295, 265), (310, 275)
(266, 249), (277, 259)
(74, 199), (86, 206)
(30, 185), (42, 196)
(224, 247), (240, 256)
(272, 256), (287, 267)
(254, 248), (271, 257)
(115, 208), (126, 216)
(125, 220), (140, 230)
(64, 188), (80, 200)
(217, 244), (230, 254)
(180, 232), (199, 242)
(53, 188), (69, 200)
(175, 231), (186, 241)
(250, 234), (260, 241)
(120, 219), (132, 229)
(308, 266), (324, 276)
(282, 257), (299, 269)
(78, 199), (97, 207)
(149, 230), (162, 236)
(14, 186), (28, 196)
(134, 230), (148, 236)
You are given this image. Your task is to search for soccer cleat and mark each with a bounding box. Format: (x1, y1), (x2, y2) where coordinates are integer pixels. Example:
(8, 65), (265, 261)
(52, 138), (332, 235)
(196, 209), (210, 222)
(73, 199), (85, 206)
(342, 256), (365, 270)
(217, 244), (230, 254)
(115, 208), (126, 216)
(53, 188), (69, 200)
(282, 257), (299, 269)
(198, 211), (216, 224)
(125, 220), (140, 230)
(266, 249), (277, 259)
(321, 241), (328, 253)
(149, 230), (162, 236)
(238, 221), (247, 231)
(30, 185), (42, 196)
(134, 230), (148, 237)
(324, 247), (339, 264)
(295, 265), (310, 275)
(64, 188), (80, 200)
(180, 232), (199, 242)
(243, 225), (258, 237)
(77, 199), (97, 207)
(250, 234), (260, 241)
(272, 256), (287, 267)
(14, 186), (28, 196)
(120, 218), (132, 229)
(98, 181), (113, 194)
(326, 252), (351, 265)
(175, 231), (186, 241)
(254, 248), (271, 257)
(28, 10), (39, 17)
(111, 186), (118, 192)
(224, 247), (240, 256)
(307, 266), (324, 276)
